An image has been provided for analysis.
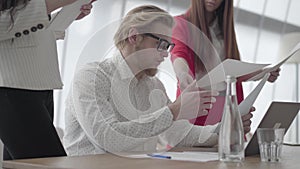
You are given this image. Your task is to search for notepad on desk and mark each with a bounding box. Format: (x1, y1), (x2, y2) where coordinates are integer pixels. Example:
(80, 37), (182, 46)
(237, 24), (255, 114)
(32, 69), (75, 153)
(127, 151), (219, 162)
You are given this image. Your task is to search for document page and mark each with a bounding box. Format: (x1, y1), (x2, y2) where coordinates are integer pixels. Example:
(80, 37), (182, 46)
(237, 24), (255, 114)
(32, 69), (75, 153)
(196, 59), (268, 90)
(247, 42), (300, 81)
(196, 42), (300, 88)
(48, 0), (90, 31)
(238, 73), (270, 116)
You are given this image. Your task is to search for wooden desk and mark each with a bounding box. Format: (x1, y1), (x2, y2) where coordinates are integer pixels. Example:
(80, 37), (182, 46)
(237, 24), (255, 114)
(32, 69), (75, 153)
(3, 145), (300, 169)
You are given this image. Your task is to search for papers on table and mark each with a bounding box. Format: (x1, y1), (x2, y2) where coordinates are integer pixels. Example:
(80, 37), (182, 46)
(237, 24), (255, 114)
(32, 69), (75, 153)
(48, 0), (90, 31)
(127, 151), (219, 162)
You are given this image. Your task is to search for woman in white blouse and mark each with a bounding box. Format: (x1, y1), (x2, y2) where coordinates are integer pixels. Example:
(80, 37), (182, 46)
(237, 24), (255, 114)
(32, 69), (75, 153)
(0, 0), (94, 160)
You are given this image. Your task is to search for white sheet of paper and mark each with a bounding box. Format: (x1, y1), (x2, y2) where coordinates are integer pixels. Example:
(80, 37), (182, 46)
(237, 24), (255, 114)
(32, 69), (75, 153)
(247, 42), (300, 81)
(238, 73), (270, 116)
(127, 152), (218, 162)
(48, 0), (90, 31)
(196, 59), (268, 90)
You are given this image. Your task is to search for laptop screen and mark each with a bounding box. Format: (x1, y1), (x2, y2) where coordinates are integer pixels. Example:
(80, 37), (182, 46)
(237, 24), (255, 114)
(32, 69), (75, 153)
(245, 101), (300, 156)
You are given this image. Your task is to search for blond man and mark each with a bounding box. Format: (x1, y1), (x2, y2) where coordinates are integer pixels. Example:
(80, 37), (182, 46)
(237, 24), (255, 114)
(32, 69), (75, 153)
(63, 5), (252, 156)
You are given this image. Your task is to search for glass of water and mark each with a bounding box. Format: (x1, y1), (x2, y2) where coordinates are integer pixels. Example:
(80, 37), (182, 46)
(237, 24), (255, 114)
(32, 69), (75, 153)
(257, 128), (285, 162)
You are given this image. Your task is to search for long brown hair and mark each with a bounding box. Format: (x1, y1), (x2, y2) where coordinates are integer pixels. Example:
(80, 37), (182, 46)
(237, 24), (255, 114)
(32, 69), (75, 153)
(0, 0), (30, 24)
(184, 0), (240, 75)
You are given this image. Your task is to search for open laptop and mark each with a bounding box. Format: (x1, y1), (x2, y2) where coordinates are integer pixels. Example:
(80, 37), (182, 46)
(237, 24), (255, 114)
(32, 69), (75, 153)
(245, 101), (300, 156)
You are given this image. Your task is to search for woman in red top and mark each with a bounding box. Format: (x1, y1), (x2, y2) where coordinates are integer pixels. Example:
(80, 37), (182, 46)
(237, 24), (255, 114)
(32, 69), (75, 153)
(171, 0), (280, 126)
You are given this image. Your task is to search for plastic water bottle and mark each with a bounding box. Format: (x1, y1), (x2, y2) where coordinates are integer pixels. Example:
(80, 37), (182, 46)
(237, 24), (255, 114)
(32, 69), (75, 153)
(218, 76), (244, 162)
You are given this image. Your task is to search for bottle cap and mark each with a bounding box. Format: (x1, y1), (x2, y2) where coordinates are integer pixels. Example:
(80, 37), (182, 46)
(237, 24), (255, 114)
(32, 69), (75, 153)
(226, 75), (237, 83)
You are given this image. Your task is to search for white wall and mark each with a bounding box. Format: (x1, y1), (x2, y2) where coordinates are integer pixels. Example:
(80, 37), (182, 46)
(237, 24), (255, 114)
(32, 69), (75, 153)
(236, 0), (300, 27)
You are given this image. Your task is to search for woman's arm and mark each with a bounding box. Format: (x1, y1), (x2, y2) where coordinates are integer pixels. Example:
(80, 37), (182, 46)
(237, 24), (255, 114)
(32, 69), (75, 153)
(0, 0), (50, 41)
(0, 0), (94, 41)
(172, 58), (194, 91)
(171, 16), (195, 91)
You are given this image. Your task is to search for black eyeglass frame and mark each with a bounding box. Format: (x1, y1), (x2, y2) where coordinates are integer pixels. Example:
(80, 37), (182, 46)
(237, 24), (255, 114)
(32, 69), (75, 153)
(143, 33), (175, 53)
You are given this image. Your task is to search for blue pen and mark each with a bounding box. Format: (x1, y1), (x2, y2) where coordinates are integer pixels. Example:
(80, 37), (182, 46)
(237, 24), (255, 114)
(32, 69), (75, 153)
(147, 154), (172, 159)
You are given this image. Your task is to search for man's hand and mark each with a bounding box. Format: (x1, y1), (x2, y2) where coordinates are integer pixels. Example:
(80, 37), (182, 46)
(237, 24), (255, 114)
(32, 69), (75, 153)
(169, 80), (219, 121)
(268, 68), (280, 83)
(242, 107), (255, 134)
(178, 72), (194, 91)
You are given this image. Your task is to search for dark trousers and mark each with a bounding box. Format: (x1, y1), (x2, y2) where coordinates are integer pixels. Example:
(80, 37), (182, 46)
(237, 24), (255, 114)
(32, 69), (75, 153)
(0, 87), (66, 160)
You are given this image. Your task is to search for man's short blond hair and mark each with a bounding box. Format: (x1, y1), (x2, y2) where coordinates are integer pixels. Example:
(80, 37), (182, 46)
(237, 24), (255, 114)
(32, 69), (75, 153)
(114, 5), (174, 50)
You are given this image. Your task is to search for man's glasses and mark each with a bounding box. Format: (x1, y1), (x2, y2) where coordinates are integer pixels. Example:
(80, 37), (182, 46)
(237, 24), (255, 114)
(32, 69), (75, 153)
(143, 33), (175, 53)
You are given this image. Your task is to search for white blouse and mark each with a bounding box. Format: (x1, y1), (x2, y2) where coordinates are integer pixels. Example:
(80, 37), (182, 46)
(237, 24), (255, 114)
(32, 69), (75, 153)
(209, 18), (225, 61)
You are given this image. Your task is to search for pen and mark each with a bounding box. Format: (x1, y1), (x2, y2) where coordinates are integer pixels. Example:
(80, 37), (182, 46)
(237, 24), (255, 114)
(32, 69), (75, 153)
(147, 154), (172, 159)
